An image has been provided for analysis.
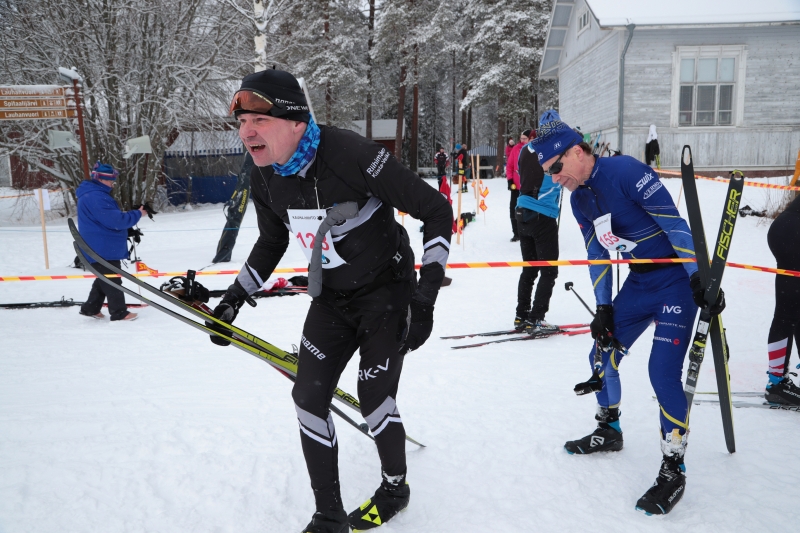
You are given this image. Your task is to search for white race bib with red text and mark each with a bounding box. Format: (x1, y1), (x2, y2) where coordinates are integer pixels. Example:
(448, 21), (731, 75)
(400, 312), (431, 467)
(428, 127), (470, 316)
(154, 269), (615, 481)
(286, 209), (347, 269)
(593, 213), (637, 253)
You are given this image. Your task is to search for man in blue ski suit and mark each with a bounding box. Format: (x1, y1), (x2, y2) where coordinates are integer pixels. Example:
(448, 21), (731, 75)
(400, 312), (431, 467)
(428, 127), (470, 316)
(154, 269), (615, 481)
(531, 121), (724, 515)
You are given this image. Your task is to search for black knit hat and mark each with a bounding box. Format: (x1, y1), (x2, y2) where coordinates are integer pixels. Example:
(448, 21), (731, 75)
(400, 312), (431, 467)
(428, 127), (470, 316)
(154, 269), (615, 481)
(236, 69), (311, 123)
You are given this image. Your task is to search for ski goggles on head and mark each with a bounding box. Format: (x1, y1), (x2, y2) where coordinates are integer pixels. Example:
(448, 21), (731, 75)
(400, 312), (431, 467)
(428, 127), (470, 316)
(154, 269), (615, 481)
(544, 141), (576, 176)
(228, 89), (288, 117)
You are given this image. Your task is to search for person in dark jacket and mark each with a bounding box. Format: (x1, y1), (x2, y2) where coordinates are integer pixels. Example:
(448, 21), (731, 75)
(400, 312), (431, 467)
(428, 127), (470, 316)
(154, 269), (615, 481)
(77, 162), (145, 321)
(434, 146), (449, 188)
(456, 143), (469, 192)
(513, 115), (561, 333)
(764, 193), (800, 405)
(215, 69), (452, 533)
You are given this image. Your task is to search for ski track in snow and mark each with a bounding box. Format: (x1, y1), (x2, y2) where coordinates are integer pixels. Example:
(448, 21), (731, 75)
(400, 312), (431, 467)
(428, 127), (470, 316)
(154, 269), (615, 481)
(0, 177), (796, 532)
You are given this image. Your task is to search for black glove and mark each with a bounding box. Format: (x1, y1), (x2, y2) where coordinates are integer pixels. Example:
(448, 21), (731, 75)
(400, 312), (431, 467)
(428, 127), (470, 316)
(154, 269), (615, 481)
(690, 272), (726, 315)
(127, 227), (142, 243)
(208, 284), (248, 346)
(507, 179), (514, 191)
(590, 304), (615, 349)
(398, 300), (434, 355)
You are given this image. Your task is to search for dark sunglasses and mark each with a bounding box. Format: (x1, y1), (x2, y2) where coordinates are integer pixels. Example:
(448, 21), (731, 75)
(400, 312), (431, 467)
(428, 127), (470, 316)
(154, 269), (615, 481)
(229, 89), (288, 117)
(544, 142), (575, 175)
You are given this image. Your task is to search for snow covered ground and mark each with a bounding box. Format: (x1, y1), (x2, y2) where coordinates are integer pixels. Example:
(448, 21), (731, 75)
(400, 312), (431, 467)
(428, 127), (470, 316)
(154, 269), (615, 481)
(0, 174), (797, 532)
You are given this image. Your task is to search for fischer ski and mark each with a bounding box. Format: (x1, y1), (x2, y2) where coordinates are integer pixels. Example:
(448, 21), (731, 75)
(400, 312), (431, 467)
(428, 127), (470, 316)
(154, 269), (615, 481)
(441, 323), (589, 340)
(450, 328), (590, 350)
(68, 219), (425, 447)
(680, 146), (743, 453)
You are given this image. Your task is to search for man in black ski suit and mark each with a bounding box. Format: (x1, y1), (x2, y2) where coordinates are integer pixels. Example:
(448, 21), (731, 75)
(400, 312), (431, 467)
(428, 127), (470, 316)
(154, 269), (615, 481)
(210, 69), (452, 533)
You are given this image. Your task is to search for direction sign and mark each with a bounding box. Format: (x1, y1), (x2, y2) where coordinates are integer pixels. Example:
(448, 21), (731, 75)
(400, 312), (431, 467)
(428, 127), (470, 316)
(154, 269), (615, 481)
(0, 97), (68, 110)
(0, 85), (65, 98)
(0, 109), (77, 121)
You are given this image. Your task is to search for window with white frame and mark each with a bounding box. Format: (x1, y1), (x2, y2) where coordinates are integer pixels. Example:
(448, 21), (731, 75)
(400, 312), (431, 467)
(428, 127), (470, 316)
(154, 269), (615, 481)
(577, 7), (590, 34)
(672, 46), (746, 127)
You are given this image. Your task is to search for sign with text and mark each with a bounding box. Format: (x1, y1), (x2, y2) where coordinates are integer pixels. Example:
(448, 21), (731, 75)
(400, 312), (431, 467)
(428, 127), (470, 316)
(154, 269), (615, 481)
(0, 109), (77, 121)
(0, 97), (68, 110)
(0, 85), (65, 97)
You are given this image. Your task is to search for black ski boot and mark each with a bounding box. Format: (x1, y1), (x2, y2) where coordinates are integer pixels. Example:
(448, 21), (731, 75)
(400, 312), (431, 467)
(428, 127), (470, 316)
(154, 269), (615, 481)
(635, 430), (687, 515)
(765, 376), (800, 406)
(348, 473), (410, 531)
(514, 315), (526, 330)
(564, 407), (623, 454)
(301, 509), (349, 533)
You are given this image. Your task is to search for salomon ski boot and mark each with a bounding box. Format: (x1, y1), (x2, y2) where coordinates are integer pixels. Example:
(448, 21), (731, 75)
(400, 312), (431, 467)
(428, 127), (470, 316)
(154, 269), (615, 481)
(635, 430), (687, 515)
(765, 376), (800, 406)
(301, 509), (349, 533)
(564, 407), (623, 454)
(524, 319), (559, 336)
(348, 474), (410, 531)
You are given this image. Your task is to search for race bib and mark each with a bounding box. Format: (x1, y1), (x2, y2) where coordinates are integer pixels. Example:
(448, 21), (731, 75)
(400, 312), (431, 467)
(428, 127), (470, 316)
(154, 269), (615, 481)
(286, 209), (347, 268)
(593, 213), (637, 252)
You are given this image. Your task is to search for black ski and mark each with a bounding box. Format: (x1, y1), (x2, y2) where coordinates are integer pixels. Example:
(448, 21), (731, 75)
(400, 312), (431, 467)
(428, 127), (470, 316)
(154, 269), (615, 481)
(451, 328), (590, 350)
(691, 399), (800, 412)
(69, 219), (424, 447)
(441, 323), (589, 340)
(681, 146), (743, 453)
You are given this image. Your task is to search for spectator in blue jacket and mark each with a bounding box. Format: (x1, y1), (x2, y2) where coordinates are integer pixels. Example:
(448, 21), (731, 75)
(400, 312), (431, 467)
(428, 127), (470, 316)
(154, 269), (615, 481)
(77, 162), (145, 321)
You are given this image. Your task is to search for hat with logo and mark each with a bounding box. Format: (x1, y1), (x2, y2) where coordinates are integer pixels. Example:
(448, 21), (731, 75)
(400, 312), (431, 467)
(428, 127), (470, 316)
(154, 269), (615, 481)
(90, 161), (119, 181)
(529, 120), (584, 164)
(230, 69), (311, 123)
(538, 109), (561, 127)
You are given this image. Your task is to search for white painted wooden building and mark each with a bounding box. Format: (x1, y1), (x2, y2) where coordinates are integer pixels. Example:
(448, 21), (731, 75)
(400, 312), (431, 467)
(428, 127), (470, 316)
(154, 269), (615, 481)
(539, 0), (800, 172)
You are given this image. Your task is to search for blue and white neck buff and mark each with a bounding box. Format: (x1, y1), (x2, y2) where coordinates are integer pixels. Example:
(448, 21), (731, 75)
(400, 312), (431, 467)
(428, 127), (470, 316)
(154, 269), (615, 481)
(272, 116), (321, 176)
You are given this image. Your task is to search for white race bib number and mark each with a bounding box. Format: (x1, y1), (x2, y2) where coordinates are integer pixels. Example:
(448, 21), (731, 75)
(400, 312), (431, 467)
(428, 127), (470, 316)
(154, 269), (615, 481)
(593, 213), (637, 253)
(286, 209), (347, 268)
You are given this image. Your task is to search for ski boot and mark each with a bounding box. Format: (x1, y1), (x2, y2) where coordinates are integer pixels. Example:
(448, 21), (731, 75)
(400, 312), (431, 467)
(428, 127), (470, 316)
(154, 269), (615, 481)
(765, 374), (800, 406)
(564, 406), (623, 454)
(514, 315), (527, 331)
(635, 429), (687, 515)
(524, 318), (559, 336)
(301, 509), (349, 533)
(348, 473), (410, 531)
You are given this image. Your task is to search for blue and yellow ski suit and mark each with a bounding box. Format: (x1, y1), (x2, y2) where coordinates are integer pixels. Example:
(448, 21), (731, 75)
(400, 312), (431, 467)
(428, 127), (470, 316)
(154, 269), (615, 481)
(570, 155), (698, 437)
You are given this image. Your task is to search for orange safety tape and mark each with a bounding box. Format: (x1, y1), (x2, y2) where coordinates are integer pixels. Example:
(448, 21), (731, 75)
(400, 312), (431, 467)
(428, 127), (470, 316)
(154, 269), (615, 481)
(3, 259), (800, 281)
(656, 169), (800, 191)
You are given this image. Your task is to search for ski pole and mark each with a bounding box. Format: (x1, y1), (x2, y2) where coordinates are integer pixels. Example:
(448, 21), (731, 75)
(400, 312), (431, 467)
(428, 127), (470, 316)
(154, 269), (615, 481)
(564, 281), (628, 395)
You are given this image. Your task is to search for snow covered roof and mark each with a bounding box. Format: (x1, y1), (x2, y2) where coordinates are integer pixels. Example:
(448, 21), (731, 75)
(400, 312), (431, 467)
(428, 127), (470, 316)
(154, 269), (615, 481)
(347, 119), (405, 140)
(164, 130), (244, 157)
(539, 0), (800, 78)
(587, 0), (800, 27)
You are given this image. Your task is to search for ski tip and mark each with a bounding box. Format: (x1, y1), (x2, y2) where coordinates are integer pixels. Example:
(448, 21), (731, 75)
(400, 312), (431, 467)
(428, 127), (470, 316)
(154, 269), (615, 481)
(634, 506), (654, 516)
(681, 145), (692, 165)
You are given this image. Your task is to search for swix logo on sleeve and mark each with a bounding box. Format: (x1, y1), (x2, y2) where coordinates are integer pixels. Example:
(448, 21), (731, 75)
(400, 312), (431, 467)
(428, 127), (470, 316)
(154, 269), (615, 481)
(663, 305), (682, 314)
(359, 358), (390, 381)
(636, 172), (654, 191)
(301, 335), (326, 360)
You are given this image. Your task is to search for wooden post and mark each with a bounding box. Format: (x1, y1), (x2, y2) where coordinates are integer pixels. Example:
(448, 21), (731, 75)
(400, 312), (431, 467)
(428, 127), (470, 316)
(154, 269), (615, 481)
(456, 174), (463, 245)
(72, 78), (91, 181)
(37, 189), (50, 269)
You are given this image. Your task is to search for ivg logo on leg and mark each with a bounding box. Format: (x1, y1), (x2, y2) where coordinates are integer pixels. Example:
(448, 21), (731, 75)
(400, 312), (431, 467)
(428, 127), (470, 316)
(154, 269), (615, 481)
(663, 305), (682, 314)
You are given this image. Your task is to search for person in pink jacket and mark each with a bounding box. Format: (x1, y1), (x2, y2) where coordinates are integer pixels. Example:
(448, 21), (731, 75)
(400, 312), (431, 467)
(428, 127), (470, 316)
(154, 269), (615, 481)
(506, 129), (531, 241)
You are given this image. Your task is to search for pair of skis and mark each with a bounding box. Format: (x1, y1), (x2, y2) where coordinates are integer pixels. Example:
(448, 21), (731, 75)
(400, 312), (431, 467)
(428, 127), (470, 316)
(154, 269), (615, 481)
(680, 146), (743, 453)
(441, 323), (590, 349)
(68, 219), (425, 448)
